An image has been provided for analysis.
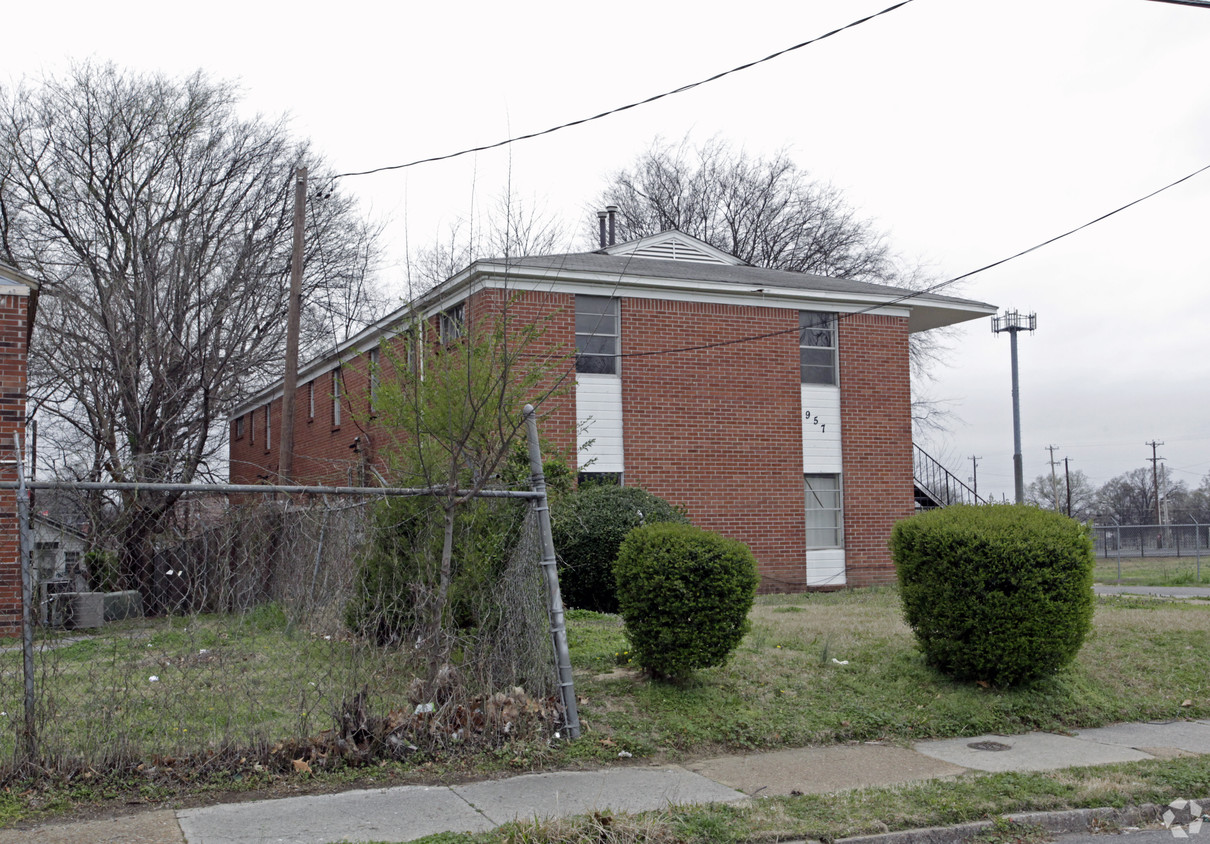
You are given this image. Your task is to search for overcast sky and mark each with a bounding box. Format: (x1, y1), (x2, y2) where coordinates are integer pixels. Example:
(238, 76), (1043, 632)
(6, 0), (1209, 506)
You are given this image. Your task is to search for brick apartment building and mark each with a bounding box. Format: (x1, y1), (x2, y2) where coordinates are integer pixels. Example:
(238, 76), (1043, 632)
(230, 231), (994, 590)
(0, 262), (38, 633)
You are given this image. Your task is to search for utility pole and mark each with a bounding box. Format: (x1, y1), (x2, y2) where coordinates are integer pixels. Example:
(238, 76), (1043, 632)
(1063, 457), (1072, 517)
(1147, 440), (1164, 543)
(279, 166), (306, 483)
(992, 310), (1036, 504)
(969, 455), (981, 499)
(1046, 444), (1061, 510)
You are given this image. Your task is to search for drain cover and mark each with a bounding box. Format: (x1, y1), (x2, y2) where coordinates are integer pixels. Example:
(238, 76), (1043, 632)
(967, 740), (1012, 751)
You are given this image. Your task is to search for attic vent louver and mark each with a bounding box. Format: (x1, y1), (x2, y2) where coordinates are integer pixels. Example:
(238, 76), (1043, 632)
(628, 240), (728, 264)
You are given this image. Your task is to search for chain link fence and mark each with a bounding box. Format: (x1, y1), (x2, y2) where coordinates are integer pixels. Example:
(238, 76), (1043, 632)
(2, 462), (577, 779)
(1093, 522), (1209, 557)
(1092, 522), (1208, 583)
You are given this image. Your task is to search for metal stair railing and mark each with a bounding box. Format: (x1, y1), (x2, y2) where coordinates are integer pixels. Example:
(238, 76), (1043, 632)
(914, 443), (986, 508)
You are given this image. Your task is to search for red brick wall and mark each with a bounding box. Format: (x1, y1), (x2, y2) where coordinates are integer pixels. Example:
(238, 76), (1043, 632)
(227, 289), (916, 589)
(229, 288), (579, 486)
(229, 346), (390, 486)
(838, 313), (915, 586)
(0, 294), (30, 633)
(618, 299), (809, 591)
(469, 288), (577, 465)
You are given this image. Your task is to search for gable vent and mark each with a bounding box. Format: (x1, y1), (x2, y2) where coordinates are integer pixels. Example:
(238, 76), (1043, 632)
(617, 240), (729, 264)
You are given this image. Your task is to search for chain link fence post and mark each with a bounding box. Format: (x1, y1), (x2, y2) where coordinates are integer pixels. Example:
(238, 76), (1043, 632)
(12, 435), (37, 763)
(523, 404), (580, 739)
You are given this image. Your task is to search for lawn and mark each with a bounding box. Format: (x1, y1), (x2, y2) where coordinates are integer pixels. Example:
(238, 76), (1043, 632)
(0, 587), (1207, 833)
(565, 589), (1209, 757)
(1093, 553), (1209, 585)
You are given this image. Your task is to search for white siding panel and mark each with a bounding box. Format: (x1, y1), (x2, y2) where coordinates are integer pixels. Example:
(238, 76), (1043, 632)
(806, 549), (846, 587)
(801, 384), (842, 473)
(577, 374), (624, 473)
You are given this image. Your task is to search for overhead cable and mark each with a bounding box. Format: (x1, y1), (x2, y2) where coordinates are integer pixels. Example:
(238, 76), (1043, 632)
(330, 1), (916, 181)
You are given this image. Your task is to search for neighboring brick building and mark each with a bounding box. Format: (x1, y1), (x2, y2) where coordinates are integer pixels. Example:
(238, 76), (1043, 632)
(0, 262), (39, 633)
(230, 231), (994, 590)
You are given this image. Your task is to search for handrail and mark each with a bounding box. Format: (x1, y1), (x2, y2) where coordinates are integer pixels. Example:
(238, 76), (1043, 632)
(913, 444), (985, 508)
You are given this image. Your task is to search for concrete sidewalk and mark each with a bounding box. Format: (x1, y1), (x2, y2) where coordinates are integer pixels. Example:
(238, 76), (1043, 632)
(5, 718), (1208, 844)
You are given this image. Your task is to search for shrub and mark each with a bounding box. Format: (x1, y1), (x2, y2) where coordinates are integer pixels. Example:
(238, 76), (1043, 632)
(85, 549), (123, 592)
(345, 495), (523, 645)
(550, 484), (689, 613)
(891, 504), (1095, 687)
(614, 522), (758, 680)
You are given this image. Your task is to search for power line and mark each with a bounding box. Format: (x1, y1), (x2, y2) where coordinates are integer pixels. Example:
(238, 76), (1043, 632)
(583, 160), (1210, 363)
(330, 1), (917, 181)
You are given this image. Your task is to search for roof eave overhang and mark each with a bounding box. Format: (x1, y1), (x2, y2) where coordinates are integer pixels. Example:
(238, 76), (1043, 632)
(907, 300), (998, 332)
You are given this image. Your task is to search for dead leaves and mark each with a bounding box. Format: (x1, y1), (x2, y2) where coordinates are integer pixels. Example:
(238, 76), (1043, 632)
(267, 684), (564, 774)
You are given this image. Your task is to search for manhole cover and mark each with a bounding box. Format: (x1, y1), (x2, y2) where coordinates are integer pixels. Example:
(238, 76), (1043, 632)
(967, 740), (1012, 752)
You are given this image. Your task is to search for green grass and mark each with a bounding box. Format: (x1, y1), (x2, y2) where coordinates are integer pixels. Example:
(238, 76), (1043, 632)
(1, 588), (1208, 831)
(566, 590), (1209, 757)
(0, 605), (417, 765)
(1094, 554), (1210, 585)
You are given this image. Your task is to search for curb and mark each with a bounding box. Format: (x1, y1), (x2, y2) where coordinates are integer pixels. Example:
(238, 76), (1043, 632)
(826, 797), (1208, 844)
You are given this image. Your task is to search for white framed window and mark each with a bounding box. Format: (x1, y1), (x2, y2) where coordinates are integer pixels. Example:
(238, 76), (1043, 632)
(332, 368), (342, 427)
(368, 347), (380, 412)
(235, 415), (244, 439)
(35, 542), (59, 580)
(439, 303), (464, 344)
(800, 311), (837, 385)
(576, 295), (619, 374)
(805, 473), (843, 549)
(264, 404), (271, 451)
(308, 380), (315, 420)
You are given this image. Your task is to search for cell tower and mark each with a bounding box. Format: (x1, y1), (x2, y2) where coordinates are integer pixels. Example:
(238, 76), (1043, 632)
(992, 310), (1036, 504)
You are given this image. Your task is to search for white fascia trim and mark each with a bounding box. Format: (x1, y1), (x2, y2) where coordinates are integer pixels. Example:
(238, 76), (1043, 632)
(469, 267), (914, 319)
(0, 284), (33, 296)
(229, 277), (483, 420)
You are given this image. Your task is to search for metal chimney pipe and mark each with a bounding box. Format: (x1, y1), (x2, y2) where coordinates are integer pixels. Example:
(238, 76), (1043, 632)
(597, 210), (608, 248)
(606, 204), (618, 245)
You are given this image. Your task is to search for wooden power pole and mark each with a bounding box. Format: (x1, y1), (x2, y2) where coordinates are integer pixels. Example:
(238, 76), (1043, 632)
(279, 166), (306, 483)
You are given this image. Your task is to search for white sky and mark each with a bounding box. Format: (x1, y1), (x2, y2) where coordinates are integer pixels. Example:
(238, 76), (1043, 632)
(6, 0), (1210, 505)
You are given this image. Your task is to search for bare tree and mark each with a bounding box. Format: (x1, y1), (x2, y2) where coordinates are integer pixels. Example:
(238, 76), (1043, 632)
(406, 190), (568, 295)
(1096, 468), (1161, 525)
(598, 136), (898, 279)
(0, 63), (386, 604)
(595, 136), (955, 423)
(1026, 468), (1097, 521)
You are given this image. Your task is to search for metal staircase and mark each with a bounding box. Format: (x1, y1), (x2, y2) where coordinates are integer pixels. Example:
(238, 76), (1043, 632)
(913, 444), (985, 509)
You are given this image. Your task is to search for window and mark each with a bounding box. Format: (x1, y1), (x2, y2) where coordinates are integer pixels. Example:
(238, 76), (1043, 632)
(35, 542), (59, 580)
(368, 347), (380, 412)
(308, 380), (315, 421)
(576, 295), (619, 374)
(235, 415), (244, 440)
(248, 411), (255, 445)
(577, 471), (622, 487)
(264, 404), (271, 451)
(439, 303), (464, 344)
(800, 311), (837, 385)
(332, 368), (342, 427)
(804, 474), (843, 549)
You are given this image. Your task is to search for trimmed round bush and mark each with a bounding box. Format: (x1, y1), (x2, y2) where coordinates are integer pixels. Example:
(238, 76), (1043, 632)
(614, 522), (758, 680)
(551, 484), (689, 613)
(891, 504), (1095, 687)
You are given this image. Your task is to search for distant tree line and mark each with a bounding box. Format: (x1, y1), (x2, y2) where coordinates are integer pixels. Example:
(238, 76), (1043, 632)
(1026, 465), (1210, 526)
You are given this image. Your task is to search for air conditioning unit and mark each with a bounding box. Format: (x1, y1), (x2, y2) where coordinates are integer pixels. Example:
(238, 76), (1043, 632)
(39, 580), (73, 628)
(67, 592), (105, 629)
